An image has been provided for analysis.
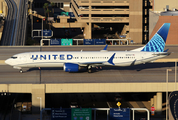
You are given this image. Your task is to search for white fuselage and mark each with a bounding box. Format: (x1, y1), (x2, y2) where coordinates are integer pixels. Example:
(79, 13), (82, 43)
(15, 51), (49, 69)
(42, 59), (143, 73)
(5, 51), (167, 69)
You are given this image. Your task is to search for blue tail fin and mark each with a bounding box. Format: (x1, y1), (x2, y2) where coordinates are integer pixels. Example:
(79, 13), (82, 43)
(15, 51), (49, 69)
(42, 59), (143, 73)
(141, 23), (171, 52)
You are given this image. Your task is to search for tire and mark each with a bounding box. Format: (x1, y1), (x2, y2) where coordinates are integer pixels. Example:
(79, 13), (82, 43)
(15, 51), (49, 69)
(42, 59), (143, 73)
(19, 69), (23, 73)
(88, 69), (92, 73)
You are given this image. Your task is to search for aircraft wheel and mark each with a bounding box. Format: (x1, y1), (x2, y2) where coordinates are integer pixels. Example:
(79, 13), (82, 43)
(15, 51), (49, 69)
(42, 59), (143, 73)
(88, 69), (92, 73)
(19, 69), (23, 73)
(87, 66), (92, 73)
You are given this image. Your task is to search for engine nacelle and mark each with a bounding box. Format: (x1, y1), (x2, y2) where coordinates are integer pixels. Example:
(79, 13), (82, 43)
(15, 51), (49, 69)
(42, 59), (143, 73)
(63, 63), (79, 72)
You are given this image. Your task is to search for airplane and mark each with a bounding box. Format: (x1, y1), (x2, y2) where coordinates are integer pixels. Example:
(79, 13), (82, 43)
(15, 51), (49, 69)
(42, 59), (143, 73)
(5, 23), (171, 73)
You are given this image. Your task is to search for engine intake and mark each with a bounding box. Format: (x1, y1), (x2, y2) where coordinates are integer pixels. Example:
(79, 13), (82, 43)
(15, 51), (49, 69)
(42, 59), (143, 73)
(63, 63), (79, 72)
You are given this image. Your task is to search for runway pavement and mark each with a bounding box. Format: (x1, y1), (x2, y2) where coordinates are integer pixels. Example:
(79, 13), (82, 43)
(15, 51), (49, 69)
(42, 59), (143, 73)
(0, 62), (176, 84)
(0, 46), (178, 84)
(0, 47), (40, 60)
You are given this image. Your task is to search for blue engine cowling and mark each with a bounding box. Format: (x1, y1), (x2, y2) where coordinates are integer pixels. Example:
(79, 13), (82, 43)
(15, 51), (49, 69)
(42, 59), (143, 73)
(63, 63), (79, 72)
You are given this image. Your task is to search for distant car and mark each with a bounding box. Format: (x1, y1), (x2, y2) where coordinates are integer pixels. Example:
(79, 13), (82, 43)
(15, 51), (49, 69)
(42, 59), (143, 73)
(71, 29), (76, 32)
(65, 30), (70, 36)
(79, 6), (88, 9)
(70, 102), (78, 108)
(0, 14), (3, 17)
(78, 14), (83, 17)
(115, 94), (122, 101)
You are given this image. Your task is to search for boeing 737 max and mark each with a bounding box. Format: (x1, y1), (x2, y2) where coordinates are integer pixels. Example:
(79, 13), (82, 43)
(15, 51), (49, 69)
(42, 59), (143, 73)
(5, 23), (171, 73)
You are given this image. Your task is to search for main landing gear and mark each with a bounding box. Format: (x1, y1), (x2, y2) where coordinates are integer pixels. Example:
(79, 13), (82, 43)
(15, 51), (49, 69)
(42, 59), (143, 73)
(87, 66), (92, 73)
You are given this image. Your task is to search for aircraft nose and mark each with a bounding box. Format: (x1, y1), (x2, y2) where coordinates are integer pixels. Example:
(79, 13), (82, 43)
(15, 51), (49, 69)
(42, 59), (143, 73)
(5, 59), (11, 65)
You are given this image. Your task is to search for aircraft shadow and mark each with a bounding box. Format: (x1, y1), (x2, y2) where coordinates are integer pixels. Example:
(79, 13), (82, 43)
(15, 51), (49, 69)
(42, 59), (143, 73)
(103, 62), (176, 71)
(25, 62), (176, 73)
(26, 67), (96, 73)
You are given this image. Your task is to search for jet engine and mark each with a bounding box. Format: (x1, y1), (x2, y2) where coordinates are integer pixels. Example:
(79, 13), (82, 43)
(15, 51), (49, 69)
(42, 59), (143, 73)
(63, 63), (80, 72)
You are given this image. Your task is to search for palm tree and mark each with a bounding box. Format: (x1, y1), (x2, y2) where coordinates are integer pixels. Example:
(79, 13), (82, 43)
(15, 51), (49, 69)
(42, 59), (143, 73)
(43, 3), (49, 9)
(43, 5), (46, 16)
(43, 3), (49, 25)
(51, 2), (55, 14)
(46, 8), (51, 29)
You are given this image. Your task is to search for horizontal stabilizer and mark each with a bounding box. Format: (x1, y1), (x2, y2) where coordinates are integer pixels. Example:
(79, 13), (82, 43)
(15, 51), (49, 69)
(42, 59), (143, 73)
(152, 52), (171, 56)
(164, 49), (169, 52)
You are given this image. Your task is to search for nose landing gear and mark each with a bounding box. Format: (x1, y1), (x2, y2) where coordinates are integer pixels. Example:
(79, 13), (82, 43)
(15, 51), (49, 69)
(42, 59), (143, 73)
(19, 69), (23, 73)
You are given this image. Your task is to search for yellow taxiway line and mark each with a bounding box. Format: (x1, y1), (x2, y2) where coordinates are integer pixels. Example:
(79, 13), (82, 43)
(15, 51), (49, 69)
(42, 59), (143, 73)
(154, 59), (178, 62)
(0, 60), (5, 65)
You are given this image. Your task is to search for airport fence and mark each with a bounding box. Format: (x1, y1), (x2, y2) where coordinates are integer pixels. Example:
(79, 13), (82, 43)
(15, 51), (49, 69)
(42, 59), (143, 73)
(40, 108), (149, 120)
(40, 39), (129, 46)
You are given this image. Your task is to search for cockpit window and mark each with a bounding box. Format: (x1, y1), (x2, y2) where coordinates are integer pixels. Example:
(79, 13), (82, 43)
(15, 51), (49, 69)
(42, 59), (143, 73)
(11, 56), (17, 59)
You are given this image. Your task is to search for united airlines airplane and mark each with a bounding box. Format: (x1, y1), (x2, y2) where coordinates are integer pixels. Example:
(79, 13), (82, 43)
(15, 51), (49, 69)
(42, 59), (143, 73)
(5, 23), (171, 73)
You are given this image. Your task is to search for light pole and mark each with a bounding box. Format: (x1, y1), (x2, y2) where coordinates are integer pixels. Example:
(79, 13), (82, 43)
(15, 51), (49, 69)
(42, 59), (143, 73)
(42, 18), (44, 39)
(37, 97), (42, 111)
(166, 69), (172, 120)
(175, 60), (177, 90)
(30, 0), (33, 32)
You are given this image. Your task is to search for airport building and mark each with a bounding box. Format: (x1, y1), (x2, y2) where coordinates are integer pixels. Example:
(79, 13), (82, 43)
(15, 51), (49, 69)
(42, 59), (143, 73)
(70, 0), (150, 44)
(0, 0), (7, 40)
(149, 0), (178, 44)
(152, 0), (178, 13)
(31, 0), (178, 45)
(0, 0), (7, 17)
(31, 0), (152, 44)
